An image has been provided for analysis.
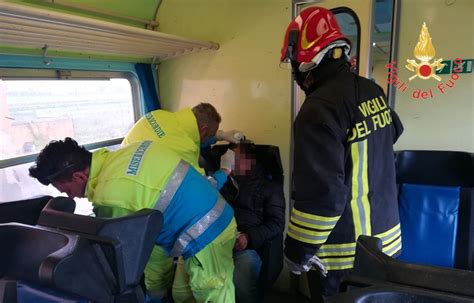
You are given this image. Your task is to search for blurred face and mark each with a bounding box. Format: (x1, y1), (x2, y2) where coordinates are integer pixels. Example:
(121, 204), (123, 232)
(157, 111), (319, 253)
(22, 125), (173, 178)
(51, 171), (88, 198)
(233, 145), (256, 177)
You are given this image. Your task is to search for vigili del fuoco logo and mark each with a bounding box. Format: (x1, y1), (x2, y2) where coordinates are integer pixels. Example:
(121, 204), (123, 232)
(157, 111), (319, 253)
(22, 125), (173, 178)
(385, 22), (463, 100)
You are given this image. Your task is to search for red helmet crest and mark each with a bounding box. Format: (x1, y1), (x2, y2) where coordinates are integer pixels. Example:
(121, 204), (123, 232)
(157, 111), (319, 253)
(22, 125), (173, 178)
(280, 7), (350, 64)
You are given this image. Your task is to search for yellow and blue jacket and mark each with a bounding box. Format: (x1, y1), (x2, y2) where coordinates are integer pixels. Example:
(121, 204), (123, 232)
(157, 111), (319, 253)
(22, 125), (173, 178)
(86, 141), (234, 259)
(122, 108), (227, 189)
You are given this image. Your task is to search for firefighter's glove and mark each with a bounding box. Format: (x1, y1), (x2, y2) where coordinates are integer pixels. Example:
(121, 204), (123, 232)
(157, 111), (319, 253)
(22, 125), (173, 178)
(285, 255), (327, 277)
(216, 130), (245, 144)
(220, 149), (235, 174)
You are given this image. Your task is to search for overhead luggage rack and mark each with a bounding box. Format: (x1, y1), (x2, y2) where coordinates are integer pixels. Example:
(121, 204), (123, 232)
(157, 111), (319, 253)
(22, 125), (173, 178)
(0, 2), (219, 61)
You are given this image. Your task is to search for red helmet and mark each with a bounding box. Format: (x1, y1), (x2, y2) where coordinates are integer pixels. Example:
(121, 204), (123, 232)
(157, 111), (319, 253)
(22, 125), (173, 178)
(280, 7), (351, 65)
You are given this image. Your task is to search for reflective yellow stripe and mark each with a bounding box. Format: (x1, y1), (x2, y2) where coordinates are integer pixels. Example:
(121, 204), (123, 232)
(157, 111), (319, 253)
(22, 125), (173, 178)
(351, 142), (362, 238)
(322, 263), (354, 270)
(320, 242), (356, 249)
(287, 230), (326, 245)
(317, 249), (354, 257)
(288, 222), (331, 237)
(291, 215), (336, 230)
(318, 242), (356, 257)
(375, 223), (400, 240)
(383, 236), (401, 254)
(316, 224), (401, 259)
(291, 208), (340, 223)
(321, 256), (355, 263)
(320, 256), (355, 270)
(361, 140), (371, 235)
(384, 229), (401, 245)
(350, 140), (371, 239)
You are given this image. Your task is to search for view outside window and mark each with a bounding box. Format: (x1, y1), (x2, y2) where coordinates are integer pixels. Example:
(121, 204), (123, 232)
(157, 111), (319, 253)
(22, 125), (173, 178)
(334, 10), (360, 73)
(0, 78), (136, 211)
(0, 78), (134, 160)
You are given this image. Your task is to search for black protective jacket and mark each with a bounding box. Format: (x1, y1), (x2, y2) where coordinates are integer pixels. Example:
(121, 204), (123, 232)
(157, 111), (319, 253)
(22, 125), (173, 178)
(286, 59), (404, 271)
(221, 165), (285, 250)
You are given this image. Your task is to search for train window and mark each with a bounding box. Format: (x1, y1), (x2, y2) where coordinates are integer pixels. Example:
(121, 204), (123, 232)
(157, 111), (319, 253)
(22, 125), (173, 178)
(331, 7), (361, 75)
(0, 69), (140, 212)
(370, 0), (394, 95)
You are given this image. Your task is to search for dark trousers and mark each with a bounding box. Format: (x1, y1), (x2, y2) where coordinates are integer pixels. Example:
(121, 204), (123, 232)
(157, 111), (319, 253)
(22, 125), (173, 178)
(307, 269), (351, 303)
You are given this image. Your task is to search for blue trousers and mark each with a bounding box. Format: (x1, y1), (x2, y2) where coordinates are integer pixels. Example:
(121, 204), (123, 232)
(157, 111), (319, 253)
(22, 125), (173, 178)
(233, 249), (262, 303)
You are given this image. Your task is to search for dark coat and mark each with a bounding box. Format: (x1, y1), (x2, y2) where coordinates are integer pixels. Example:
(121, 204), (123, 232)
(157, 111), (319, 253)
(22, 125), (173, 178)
(221, 165), (285, 250)
(286, 58), (404, 266)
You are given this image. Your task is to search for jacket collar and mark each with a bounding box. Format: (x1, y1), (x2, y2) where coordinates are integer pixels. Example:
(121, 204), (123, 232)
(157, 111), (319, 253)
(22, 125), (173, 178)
(175, 108), (200, 145)
(85, 148), (109, 199)
(305, 58), (350, 96)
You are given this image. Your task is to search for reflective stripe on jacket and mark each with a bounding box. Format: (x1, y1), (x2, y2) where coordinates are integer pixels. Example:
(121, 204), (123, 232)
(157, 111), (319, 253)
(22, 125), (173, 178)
(86, 141), (233, 259)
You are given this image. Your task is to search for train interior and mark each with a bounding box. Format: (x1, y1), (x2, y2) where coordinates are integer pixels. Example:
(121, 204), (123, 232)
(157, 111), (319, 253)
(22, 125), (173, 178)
(0, 0), (473, 302)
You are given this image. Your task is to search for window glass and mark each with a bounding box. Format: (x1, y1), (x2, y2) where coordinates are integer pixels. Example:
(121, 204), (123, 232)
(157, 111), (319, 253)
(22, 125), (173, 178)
(0, 73), (137, 211)
(371, 0), (394, 93)
(0, 162), (94, 215)
(332, 8), (361, 74)
(0, 78), (134, 161)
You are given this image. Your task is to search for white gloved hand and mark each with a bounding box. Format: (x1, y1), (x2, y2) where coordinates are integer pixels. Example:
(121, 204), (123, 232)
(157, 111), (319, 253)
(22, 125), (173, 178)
(216, 130), (245, 144)
(285, 255), (327, 277)
(220, 149), (235, 172)
(285, 256), (306, 275)
(308, 255), (328, 277)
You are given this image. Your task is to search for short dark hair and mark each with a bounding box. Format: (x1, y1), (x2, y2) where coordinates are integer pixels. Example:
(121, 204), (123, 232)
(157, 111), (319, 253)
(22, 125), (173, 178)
(229, 140), (256, 160)
(192, 103), (222, 129)
(29, 137), (92, 185)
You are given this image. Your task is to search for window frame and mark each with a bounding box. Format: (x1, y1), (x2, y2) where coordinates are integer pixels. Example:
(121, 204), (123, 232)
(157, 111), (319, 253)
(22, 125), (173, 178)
(330, 6), (362, 75)
(0, 68), (141, 169)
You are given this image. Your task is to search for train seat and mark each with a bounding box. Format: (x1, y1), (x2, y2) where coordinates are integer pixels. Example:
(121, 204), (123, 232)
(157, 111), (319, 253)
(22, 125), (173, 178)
(0, 195), (52, 225)
(395, 150), (474, 269)
(328, 235), (474, 302)
(0, 197), (163, 302)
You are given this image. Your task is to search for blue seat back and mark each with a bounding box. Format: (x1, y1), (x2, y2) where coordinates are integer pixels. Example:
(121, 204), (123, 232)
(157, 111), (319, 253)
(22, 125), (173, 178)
(398, 184), (460, 267)
(395, 150), (474, 269)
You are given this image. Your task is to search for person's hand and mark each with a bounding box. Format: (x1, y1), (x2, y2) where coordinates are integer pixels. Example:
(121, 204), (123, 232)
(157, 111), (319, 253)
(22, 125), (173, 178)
(285, 255), (327, 277)
(234, 233), (249, 251)
(220, 149), (235, 174)
(216, 130), (245, 144)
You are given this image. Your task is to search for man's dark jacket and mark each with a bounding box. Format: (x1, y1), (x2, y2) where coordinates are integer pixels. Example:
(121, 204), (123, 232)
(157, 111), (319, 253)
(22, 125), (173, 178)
(222, 165), (285, 250)
(286, 58), (404, 271)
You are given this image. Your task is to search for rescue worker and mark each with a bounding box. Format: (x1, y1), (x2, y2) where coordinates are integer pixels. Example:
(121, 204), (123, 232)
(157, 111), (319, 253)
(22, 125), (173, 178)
(29, 137), (237, 303)
(279, 7), (404, 300)
(123, 102), (243, 188)
(121, 102), (243, 301)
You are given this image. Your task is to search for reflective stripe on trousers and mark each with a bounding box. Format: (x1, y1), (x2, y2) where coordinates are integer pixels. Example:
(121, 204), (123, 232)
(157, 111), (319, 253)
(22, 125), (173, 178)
(170, 195), (227, 257)
(154, 160), (190, 213)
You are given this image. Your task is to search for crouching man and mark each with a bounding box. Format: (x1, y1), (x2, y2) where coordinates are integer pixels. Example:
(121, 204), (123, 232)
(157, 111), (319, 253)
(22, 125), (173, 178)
(29, 137), (237, 303)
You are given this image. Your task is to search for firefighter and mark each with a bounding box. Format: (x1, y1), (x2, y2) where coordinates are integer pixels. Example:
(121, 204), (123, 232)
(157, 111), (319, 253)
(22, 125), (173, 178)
(279, 7), (404, 300)
(29, 138), (237, 303)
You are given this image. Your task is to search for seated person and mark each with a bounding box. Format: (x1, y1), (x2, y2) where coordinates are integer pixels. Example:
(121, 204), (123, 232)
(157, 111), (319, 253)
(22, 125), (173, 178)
(219, 141), (285, 303)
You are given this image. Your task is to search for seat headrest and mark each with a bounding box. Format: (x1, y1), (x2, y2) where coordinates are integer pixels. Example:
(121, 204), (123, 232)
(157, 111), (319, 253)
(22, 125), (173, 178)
(395, 150), (474, 187)
(202, 144), (283, 176)
(0, 196), (52, 225)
